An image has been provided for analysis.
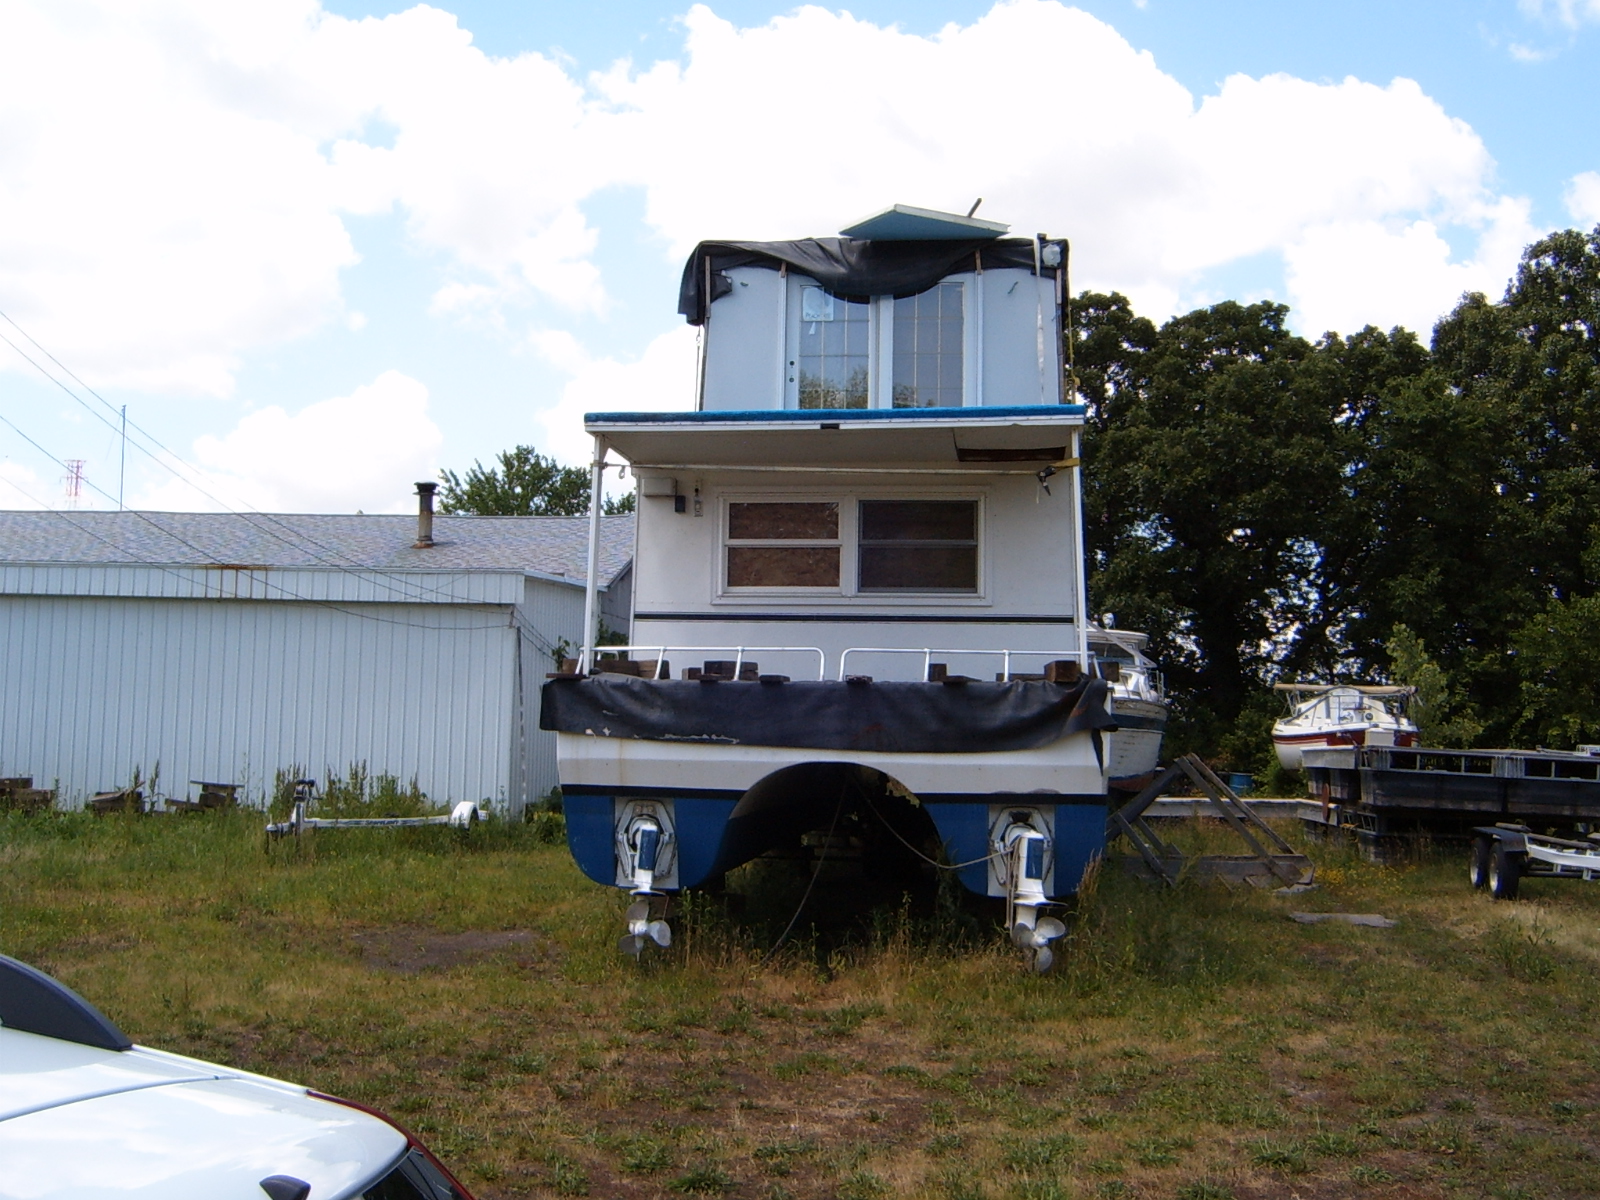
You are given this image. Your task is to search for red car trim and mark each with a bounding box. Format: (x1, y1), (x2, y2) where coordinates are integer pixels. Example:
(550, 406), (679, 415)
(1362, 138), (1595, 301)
(308, 1090), (476, 1200)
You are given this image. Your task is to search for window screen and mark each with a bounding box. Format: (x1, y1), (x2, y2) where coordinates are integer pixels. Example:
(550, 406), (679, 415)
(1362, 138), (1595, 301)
(892, 283), (963, 408)
(858, 500), (978, 592)
(726, 502), (841, 588)
(797, 287), (870, 409)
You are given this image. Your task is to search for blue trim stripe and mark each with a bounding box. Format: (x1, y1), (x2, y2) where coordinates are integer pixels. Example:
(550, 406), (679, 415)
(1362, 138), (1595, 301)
(585, 405), (1085, 426)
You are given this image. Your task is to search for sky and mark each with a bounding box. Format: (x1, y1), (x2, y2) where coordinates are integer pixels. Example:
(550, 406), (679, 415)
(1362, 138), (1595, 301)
(0, 0), (1597, 516)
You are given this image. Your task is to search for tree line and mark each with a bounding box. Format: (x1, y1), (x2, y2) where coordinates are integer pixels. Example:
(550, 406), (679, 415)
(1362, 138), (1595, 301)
(1077, 225), (1600, 770)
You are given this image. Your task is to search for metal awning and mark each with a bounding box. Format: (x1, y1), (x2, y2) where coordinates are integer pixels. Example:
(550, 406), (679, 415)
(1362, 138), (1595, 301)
(585, 406), (1085, 472)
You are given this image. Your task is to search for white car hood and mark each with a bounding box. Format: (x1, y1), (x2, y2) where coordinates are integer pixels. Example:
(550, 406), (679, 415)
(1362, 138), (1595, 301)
(0, 1030), (406, 1200)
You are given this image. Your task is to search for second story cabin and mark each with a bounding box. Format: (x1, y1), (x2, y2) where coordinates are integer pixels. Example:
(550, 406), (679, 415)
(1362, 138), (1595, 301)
(587, 206), (1086, 681)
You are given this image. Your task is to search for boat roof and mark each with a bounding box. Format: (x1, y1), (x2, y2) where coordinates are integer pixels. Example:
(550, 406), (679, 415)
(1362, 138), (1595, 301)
(839, 204), (1010, 241)
(586, 406), (1085, 471)
(1273, 683), (1415, 696)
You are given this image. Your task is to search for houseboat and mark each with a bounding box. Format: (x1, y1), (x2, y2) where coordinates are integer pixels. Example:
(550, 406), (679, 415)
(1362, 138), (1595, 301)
(1272, 683), (1418, 770)
(542, 204), (1161, 970)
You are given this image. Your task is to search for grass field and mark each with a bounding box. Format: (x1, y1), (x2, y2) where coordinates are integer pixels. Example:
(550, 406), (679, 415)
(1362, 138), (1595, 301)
(2, 809), (1597, 1199)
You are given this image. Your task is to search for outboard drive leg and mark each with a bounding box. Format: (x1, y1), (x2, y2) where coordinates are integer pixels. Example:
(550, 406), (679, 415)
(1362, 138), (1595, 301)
(996, 812), (1066, 974)
(616, 804), (674, 958)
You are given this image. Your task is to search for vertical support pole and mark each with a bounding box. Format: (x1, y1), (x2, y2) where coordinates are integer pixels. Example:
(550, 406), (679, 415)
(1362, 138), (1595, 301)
(118, 405), (126, 510)
(580, 435), (606, 674)
(1069, 426), (1090, 668)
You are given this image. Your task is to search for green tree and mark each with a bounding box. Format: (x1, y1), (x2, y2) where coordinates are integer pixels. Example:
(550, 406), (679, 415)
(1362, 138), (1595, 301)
(1080, 296), (1349, 750)
(1386, 624), (1484, 748)
(1512, 597), (1600, 748)
(438, 445), (635, 515)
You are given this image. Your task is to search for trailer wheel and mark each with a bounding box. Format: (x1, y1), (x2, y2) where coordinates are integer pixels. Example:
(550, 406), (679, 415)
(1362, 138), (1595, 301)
(1469, 836), (1492, 890)
(1488, 843), (1522, 901)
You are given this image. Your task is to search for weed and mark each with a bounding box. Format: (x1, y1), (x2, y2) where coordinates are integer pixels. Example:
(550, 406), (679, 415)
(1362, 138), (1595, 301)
(1175, 1184), (1233, 1200)
(1249, 1138), (1308, 1172)
(1002, 1133), (1079, 1171)
(1008, 1180), (1069, 1200)
(753, 1139), (815, 1176)
(548, 1157), (590, 1196)
(1307, 1130), (1360, 1158)
(1483, 919), (1559, 983)
(619, 1137), (674, 1172)
(837, 1170), (889, 1199)
(1129, 1136), (1190, 1167)
(1350, 1164), (1395, 1183)
(668, 1165), (733, 1195)
(936, 1171), (986, 1200)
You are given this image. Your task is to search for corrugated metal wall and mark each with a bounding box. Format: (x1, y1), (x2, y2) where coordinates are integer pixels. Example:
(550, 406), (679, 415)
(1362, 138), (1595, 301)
(0, 595), (519, 808)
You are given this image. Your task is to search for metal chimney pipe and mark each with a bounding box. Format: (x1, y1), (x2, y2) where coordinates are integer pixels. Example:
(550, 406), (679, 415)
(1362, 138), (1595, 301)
(414, 481), (437, 548)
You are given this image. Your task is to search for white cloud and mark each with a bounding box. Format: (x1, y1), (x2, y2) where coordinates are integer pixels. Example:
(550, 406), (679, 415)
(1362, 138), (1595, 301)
(0, 1), (356, 395)
(135, 369), (441, 512)
(1283, 198), (1539, 337)
(0, 0), (1548, 404)
(530, 326), (700, 469)
(1518, 0), (1600, 27)
(1566, 171), (1600, 226)
(597, 3), (1537, 336)
(0, 0), (603, 396)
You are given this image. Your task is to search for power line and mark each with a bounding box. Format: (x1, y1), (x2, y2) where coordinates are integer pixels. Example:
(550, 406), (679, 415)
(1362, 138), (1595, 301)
(0, 308), (623, 635)
(0, 311), (484, 605)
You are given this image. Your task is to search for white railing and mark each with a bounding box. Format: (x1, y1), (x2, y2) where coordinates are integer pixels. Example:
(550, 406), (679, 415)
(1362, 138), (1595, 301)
(835, 647), (1087, 682)
(580, 644), (1121, 683)
(584, 645), (828, 680)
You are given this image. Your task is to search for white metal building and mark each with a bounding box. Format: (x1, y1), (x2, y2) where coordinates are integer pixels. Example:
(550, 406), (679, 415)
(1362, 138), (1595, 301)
(0, 506), (632, 813)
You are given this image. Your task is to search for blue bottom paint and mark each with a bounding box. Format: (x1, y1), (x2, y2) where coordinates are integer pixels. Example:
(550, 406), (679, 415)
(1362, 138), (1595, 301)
(570, 794), (1107, 899)
(925, 803), (1107, 897)
(566, 794), (738, 889)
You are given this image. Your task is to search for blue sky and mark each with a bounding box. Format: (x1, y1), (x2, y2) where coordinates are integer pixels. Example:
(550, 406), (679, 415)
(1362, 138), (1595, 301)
(0, 0), (1596, 514)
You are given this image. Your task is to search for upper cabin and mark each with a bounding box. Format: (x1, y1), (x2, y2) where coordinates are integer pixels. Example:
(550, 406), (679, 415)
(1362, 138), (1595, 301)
(584, 206), (1084, 681)
(682, 204), (1068, 413)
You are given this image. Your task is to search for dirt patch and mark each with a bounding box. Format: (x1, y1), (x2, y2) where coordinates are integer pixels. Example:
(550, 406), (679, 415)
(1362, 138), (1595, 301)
(350, 927), (558, 974)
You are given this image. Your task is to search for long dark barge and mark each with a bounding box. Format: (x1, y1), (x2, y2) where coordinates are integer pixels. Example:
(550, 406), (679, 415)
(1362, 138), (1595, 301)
(1302, 745), (1600, 843)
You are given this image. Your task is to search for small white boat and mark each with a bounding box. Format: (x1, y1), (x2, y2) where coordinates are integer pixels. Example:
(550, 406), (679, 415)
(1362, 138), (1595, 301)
(1090, 625), (1167, 791)
(1272, 683), (1418, 770)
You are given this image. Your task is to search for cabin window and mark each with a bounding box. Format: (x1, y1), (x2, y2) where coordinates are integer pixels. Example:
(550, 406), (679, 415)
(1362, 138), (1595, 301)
(725, 501), (841, 588)
(892, 283), (964, 408)
(797, 288), (870, 409)
(858, 500), (978, 592)
(789, 279), (968, 409)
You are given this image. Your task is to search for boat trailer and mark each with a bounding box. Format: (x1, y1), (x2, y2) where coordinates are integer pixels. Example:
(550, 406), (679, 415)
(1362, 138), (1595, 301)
(265, 780), (482, 839)
(1470, 823), (1600, 900)
(1108, 754), (1315, 889)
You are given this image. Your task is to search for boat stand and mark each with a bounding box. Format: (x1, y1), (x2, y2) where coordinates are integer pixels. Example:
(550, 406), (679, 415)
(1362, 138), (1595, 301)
(1108, 754), (1314, 889)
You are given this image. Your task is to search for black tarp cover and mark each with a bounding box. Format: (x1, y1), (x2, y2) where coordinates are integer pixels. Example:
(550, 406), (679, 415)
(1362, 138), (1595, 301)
(540, 676), (1114, 755)
(678, 237), (1044, 326)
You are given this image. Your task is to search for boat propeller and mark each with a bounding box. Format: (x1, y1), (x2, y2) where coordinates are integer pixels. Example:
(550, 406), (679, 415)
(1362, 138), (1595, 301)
(617, 807), (674, 959)
(620, 897), (673, 958)
(1010, 913), (1068, 975)
(996, 815), (1067, 974)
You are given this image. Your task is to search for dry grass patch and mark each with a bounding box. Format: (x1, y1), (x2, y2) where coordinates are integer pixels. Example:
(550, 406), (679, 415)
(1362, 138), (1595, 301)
(3, 810), (1598, 1198)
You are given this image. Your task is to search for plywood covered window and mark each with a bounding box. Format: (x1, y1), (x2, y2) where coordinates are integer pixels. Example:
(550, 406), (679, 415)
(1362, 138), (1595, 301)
(726, 501), (841, 588)
(858, 500), (978, 592)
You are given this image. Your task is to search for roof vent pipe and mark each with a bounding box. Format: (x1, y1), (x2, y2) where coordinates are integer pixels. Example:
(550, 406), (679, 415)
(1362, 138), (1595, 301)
(414, 481), (437, 548)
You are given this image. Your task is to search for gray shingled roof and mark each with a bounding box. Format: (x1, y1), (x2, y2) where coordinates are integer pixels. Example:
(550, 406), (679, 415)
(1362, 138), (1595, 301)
(0, 510), (634, 585)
